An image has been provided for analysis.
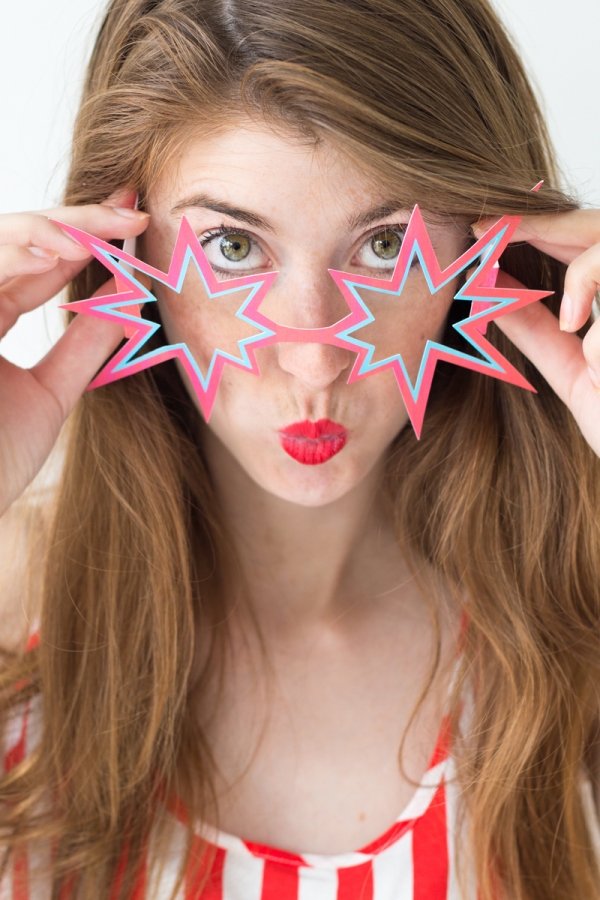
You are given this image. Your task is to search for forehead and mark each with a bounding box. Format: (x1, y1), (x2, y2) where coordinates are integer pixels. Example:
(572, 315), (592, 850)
(152, 121), (393, 226)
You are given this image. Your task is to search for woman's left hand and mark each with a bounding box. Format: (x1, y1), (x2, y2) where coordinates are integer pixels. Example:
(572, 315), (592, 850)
(474, 209), (600, 457)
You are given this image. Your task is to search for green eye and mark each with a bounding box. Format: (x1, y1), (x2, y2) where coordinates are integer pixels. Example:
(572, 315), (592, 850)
(220, 233), (251, 262)
(371, 230), (401, 260)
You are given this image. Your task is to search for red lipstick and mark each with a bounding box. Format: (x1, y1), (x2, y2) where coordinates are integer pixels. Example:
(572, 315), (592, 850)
(279, 419), (348, 465)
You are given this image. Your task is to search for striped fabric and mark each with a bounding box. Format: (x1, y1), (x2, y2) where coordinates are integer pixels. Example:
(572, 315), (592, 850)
(1, 697), (471, 900)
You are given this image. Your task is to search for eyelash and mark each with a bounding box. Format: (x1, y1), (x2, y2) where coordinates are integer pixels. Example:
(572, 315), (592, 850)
(200, 224), (256, 248)
(198, 222), (409, 270)
(367, 225), (407, 241)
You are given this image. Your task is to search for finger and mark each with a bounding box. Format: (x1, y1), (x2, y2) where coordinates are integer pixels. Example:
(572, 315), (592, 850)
(102, 188), (138, 210)
(0, 254), (102, 320)
(31, 278), (124, 418)
(493, 270), (595, 409)
(0, 214), (90, 263)
(559, 244), (600, 333)
(496, 293), (600, 453)
(0, 206), (149, 258)
(0, 203), (149, 315)
(0, 244), (61, 291)
(473, 210), (600, 265)
(0, 246), (62, 337)
(39, 201), (148, 238)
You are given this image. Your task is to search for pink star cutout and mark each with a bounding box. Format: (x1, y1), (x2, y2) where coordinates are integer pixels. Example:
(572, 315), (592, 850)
(326, 205), (552, 437)
(52, 216), (278, 420)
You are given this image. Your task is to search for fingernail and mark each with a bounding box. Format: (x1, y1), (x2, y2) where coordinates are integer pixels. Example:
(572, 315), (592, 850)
(588, 367), (600, 393)
(28, 247), (60, 259)
(112, 207), (149, 219)
(559, 292), (573, 331)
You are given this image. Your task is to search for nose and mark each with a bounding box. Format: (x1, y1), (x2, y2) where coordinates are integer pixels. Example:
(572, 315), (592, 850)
(277, 340), (351, 390)
(265, 270), (352, 390)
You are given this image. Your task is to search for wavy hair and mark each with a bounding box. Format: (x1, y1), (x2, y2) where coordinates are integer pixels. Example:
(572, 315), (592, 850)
(2, 1), (600, 898)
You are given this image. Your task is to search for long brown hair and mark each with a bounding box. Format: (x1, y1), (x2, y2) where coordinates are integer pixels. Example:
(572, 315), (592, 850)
(2, 1), (600, 898)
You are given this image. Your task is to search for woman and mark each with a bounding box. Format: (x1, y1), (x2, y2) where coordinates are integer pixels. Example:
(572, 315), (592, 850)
(1, 0), (600, 898)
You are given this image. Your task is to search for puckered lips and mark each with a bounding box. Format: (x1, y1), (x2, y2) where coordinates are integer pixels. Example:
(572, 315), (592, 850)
(278, 419), (348, 465)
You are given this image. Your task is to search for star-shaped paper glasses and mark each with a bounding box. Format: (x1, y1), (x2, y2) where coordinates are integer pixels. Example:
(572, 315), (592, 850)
(55, 204), (550, 434)
(52, 216), (277, 419)
(327, 205), (552, 436)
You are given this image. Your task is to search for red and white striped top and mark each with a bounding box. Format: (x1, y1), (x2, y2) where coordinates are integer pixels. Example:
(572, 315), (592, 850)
(1, 692), (473, 900)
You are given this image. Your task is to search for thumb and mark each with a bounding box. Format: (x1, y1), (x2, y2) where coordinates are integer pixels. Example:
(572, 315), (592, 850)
(493, 269), (583, 409)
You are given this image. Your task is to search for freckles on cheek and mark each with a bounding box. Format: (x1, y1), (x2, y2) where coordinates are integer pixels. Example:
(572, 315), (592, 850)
(356, 275), (457, 381)
(157, 273), (265, 376)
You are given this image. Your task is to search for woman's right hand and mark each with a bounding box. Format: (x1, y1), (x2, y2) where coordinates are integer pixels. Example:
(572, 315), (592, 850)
(0, 196), (150, 516)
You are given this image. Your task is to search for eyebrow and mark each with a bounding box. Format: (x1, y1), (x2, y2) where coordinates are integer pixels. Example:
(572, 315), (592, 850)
(348, 203), (409, 230)
(171, 194), (274, 231)
(171, 194), (409, 234)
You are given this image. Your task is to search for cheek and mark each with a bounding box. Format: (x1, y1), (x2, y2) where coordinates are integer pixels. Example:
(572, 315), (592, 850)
(156, 266), (259, 376)
(358, 272), (457, 380)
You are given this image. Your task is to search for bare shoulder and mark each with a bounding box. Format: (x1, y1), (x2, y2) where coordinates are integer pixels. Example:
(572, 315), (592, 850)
(0, 500), (45, 651)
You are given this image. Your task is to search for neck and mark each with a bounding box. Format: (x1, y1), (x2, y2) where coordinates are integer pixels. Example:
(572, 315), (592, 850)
(202, 429), (413, 629)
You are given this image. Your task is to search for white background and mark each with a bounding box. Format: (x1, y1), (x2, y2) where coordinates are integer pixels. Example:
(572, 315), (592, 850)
(0, 0), (598, 368)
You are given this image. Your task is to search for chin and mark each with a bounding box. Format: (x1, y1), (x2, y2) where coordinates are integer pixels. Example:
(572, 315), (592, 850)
(252, 455), (373, 507)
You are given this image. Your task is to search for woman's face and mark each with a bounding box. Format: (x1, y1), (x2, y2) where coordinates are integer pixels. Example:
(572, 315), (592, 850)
(143, 123), (467, 506)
